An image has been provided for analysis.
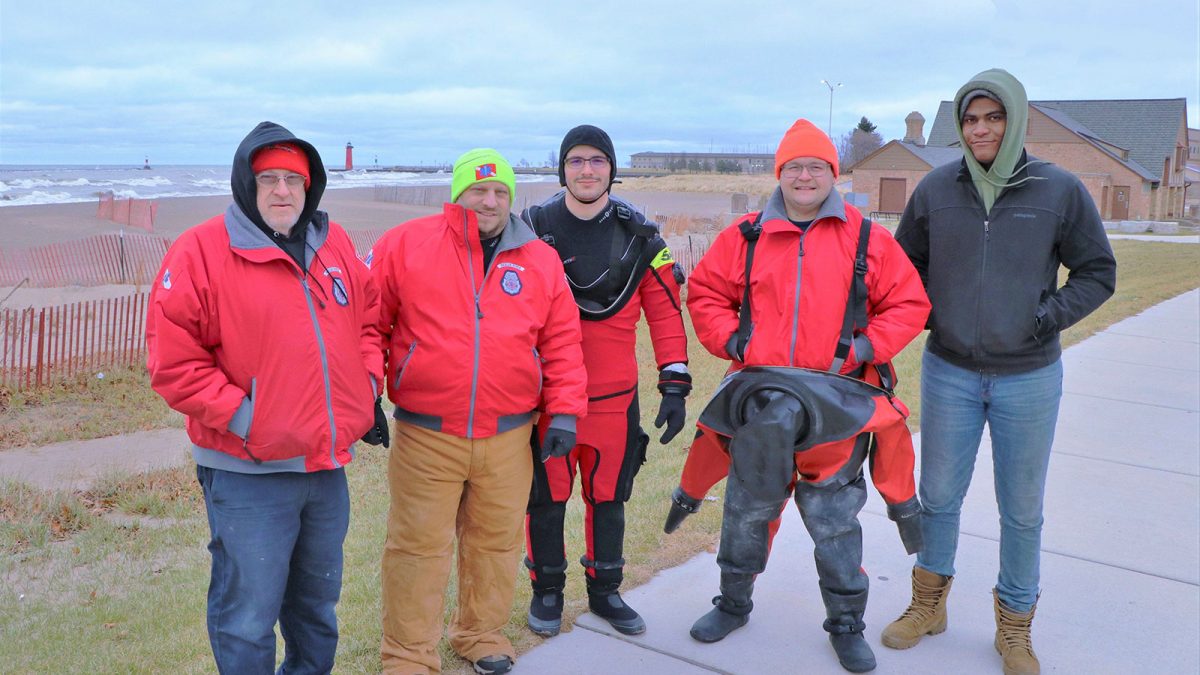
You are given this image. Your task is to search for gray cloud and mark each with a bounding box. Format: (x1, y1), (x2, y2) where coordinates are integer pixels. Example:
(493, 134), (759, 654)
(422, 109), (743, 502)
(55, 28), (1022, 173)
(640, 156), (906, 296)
(1, 0), (1195, 165)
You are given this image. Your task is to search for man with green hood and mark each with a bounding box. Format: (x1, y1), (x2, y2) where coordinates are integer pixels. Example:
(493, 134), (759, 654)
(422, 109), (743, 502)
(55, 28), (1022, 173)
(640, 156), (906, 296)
(888, 69), (1116, 675)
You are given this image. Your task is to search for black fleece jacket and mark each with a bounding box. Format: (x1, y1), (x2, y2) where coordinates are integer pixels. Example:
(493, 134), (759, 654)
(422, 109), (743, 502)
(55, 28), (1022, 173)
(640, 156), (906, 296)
(895, 153), (1116, 374)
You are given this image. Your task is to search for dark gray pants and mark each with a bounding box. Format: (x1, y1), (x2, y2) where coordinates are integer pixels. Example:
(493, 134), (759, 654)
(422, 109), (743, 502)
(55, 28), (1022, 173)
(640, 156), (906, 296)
(716, 440), (870, 633)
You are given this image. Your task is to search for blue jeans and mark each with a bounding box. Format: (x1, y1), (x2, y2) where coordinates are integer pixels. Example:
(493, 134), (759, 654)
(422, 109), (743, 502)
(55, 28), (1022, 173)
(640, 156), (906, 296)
(916, 350), (1062, 612)
(196, 465), (350, 675)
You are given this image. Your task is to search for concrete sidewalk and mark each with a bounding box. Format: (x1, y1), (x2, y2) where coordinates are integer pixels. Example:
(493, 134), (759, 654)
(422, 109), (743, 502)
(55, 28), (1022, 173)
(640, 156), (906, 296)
(518, 289), (1200, 674)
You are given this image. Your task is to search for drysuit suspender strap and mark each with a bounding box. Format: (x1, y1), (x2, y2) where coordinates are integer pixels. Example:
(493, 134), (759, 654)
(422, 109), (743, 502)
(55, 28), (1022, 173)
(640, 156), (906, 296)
(735, 214), (893, 392)
(734, 212), (763, 358)
(829, 216), (873, 377)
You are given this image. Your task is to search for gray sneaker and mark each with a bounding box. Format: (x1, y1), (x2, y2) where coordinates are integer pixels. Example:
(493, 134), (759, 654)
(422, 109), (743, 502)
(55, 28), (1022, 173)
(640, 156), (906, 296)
(472, 654), (513, 674)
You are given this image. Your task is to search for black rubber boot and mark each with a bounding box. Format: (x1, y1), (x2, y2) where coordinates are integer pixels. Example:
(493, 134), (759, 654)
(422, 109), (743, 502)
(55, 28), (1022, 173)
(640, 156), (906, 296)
(689, 572), (754, 643)
(822, 586), (875, 673)
(586, 589), (646, 635)
(527, 589), (563, 637)
(664, 485), (703, 533)
(524, 553), (568, 638)
(828, 631), (876, 672)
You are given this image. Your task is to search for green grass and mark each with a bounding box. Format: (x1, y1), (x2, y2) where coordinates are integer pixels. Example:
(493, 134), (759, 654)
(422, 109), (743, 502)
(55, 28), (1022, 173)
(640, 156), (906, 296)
(0, 364), (183, 450)
(0, 239), (1195, 672)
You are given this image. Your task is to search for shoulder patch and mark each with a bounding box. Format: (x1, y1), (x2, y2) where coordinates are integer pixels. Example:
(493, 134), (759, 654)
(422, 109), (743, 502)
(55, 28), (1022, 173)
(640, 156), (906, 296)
(650, 247), (675, 269)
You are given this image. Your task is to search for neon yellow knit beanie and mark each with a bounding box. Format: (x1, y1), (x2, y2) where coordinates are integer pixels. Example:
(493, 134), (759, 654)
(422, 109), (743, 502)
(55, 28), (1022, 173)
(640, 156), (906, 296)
(450, 148), (516, 204)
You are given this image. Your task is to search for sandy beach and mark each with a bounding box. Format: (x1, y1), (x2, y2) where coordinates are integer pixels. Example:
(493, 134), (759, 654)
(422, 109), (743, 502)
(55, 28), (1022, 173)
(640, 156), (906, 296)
(0, 181), (744, 311)
(0, 183), (740, 249)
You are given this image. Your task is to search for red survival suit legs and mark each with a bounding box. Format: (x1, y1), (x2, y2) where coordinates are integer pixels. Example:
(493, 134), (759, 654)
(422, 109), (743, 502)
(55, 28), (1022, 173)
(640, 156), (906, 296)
(525, 396), (648, 602)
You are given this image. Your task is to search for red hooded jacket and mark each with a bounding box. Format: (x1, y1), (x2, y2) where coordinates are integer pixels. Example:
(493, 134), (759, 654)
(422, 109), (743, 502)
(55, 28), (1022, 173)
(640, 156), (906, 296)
(370, 204), (587, 438)
(688, 191), (929, 372)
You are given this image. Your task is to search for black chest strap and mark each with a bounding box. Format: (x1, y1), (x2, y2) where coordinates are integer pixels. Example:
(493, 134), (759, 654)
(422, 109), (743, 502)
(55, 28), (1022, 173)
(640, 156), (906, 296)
(735, 213), (893, 392)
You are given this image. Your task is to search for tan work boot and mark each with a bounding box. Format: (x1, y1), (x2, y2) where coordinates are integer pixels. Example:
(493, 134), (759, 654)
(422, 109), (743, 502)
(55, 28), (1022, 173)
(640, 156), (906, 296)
(994, 590), (1039, 674)
(880, 566), (952, 649)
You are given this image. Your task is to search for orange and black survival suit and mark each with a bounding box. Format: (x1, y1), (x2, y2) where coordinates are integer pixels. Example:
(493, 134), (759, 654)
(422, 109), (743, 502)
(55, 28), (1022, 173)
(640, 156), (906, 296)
(674, 188), (929, 649)
(521, 186), (689, 635)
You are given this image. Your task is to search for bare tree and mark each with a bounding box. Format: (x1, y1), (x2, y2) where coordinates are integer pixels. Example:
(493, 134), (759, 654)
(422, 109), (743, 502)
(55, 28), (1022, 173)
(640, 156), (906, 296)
(837, 117), (884, 170)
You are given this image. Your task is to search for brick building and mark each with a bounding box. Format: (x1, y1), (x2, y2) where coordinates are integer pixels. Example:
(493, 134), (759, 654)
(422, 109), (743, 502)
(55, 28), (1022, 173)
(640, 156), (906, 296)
(851, 99), (1190, 221)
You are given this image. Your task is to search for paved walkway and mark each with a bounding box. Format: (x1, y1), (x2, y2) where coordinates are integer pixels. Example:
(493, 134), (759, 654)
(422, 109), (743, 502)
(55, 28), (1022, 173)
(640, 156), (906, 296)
(1, 289), (1196, 673)
(518, 289), (1200, 674)
(0, 427), (189, 491)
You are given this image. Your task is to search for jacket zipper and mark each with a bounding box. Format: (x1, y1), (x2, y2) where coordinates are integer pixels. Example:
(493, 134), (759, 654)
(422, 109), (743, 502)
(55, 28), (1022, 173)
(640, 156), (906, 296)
(298, 267), (339, 468)
(241, 377), (263, 465)
(787, 230), (808, 367)
(972, 217), (989, 361)
(465, 212), (481, 437)
(394, 340), (418, 389)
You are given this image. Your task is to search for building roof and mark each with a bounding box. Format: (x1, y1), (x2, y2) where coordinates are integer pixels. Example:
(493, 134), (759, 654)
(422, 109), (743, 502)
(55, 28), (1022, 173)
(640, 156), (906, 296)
(927, 98), (1187, 182)
(906, 143), (963, 168)
(851, 140), (961, 172)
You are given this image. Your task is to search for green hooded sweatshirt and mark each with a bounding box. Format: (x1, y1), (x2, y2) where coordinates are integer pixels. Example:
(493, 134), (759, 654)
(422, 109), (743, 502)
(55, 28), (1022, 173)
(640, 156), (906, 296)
(953, 68), (1038, 214)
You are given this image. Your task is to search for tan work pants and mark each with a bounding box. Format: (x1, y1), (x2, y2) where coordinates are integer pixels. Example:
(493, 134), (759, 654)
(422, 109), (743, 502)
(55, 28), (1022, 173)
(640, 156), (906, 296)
(380, 420), (533, 674)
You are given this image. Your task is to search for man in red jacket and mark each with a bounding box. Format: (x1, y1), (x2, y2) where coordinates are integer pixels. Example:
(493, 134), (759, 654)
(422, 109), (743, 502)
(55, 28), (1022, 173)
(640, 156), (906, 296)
(371, 148), (587, 675)
(681, 120), (930, 673)
(520, 125), (690, 638)
(146, 121), (388, 674)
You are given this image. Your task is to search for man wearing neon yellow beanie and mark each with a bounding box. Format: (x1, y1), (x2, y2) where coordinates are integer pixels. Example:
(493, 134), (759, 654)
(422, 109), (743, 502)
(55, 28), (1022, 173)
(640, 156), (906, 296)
(370, 148), (586, 675)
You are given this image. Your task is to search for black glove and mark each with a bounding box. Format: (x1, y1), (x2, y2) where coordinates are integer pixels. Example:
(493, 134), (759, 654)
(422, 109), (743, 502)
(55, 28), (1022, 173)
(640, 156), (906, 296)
(539, 426), (576, 462)
(655, 369), (692, 444)
(360, 397), (390, 447)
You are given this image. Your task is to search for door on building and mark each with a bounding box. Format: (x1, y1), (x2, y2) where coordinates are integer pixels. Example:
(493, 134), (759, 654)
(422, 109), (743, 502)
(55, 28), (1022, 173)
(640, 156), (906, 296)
(879, 178), (907, 214)
(1101, 186), (1109, 218)
(1112, 186), (1130, 219)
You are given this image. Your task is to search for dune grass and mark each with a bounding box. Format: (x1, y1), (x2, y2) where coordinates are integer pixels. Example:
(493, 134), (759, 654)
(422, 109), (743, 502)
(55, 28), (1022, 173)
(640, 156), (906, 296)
(0, 365), (182, 450)
(0, 238), (1195, 672)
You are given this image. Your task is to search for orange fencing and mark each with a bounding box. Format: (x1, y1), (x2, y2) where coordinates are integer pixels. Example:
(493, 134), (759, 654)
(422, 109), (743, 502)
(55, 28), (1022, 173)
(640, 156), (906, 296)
(344, 228), (391, 259)
(1, 293), (148, 391)
(97, 192), (157, 231)
(0, 233), (170, 287)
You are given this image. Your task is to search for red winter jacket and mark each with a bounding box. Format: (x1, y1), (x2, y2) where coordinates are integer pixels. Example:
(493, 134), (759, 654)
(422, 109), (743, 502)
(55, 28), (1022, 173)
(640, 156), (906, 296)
(146, 206), (384, 473)
(370, 204), (587, 438)
(688, 189), (929, 373)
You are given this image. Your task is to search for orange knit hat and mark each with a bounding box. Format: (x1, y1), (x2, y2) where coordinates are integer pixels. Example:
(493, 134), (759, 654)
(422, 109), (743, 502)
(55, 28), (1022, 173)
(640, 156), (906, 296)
(252, 142), (311, 189)
(774, 119), (839, 179)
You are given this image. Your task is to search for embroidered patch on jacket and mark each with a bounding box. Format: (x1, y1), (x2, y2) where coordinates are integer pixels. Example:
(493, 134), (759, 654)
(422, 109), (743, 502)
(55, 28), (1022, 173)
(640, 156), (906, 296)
(497, 261), (525, 271)
(475, 163), (497, 180)
(501, 269), (522, 296)
(162, 269), (172, 290)
(651, 247), (676, 269)
(331, 277), (350, 306)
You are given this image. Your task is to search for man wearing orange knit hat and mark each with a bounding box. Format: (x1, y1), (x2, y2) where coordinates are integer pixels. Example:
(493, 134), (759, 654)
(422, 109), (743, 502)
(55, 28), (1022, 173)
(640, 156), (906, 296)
(674, 119), (930, 672)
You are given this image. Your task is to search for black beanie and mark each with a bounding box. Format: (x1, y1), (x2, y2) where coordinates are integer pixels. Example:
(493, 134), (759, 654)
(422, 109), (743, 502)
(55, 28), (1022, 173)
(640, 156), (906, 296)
(558, 124), (616, 188)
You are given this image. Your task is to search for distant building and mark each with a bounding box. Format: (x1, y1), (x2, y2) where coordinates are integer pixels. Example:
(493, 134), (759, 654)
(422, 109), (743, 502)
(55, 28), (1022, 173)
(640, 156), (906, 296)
(1186, 128), (1200, 217)
(851, 99), (1190, 221)
(630, 152), (774, 173)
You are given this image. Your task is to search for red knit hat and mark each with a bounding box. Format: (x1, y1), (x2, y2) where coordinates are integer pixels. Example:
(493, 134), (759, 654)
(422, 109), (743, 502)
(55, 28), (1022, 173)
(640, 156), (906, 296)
(252, 143), (311, 189)
(774, 119), (839, 179)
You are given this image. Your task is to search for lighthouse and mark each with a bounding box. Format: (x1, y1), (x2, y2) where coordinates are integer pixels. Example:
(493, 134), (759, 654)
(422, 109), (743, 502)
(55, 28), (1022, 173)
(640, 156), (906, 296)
(345, 142), (354, 171)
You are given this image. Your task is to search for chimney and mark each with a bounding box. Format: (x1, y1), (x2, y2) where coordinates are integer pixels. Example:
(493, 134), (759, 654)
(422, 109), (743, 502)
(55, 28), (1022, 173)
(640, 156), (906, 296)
(903, 112), (926, 147)
(345, 142), (354, 170)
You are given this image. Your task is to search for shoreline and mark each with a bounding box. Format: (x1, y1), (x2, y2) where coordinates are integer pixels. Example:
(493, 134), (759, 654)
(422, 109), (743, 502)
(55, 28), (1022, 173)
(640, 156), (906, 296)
(0, 184), (738, 249)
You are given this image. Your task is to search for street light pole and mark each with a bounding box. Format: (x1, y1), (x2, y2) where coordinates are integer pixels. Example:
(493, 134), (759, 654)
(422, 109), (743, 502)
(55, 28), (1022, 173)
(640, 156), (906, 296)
(820, 79), (842, 137)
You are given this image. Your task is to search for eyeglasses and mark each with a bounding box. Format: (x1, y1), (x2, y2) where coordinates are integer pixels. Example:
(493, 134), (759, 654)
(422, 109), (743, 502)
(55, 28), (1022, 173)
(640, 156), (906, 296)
(564, 156), (610, 170)
(255, 173), (306, 188)
(780, 162), (830, 178)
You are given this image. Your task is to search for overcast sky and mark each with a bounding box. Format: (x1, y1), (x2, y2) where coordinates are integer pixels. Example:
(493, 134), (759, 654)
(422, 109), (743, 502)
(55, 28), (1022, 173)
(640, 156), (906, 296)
(1, 0), (1196, 167)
